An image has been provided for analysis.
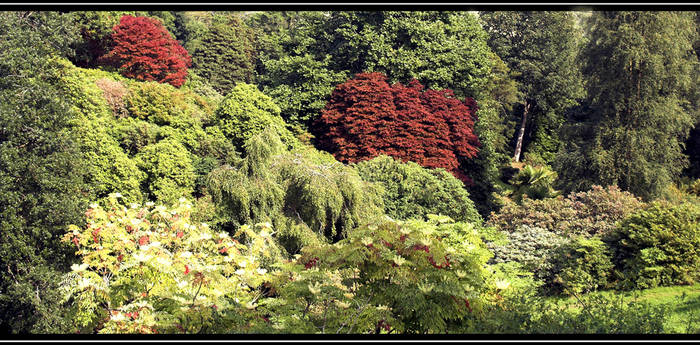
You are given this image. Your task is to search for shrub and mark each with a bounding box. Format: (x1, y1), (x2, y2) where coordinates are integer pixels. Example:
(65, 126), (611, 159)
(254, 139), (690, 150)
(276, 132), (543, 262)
(314, 72), (480, 184)
(488, 225), (569, 284)
(551, 236), (614, 295)
(135, 139), (196, 204)
(214, 83), (298, 150)
(125, 81), (211, 127)
(100, 15), (191, 87)
(60, 195), (277, 333)
(355, 155), (482, 224)
(488, 185), (643, 238)
(266, 215), (496, 334)
(54, 59), (144, 202)
(611, 201), (700, 289)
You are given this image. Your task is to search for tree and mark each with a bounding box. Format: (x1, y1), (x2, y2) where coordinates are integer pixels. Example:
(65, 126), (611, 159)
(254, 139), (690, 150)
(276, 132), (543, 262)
(480, 11), (584, 164)
(191, 13), (257, 95)
(214, 83), (298, 150)
(0, 11), (89, 333)
(252, 11), (492, 131)
(100, 15), (192, 87)
(556, 11), (698, 199)
(314, 72), (480, 184)
(206, 129), (383, 253)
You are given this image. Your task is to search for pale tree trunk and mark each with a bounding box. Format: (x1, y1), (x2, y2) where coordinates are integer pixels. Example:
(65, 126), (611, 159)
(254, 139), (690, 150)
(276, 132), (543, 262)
(513, 101), (531, 163)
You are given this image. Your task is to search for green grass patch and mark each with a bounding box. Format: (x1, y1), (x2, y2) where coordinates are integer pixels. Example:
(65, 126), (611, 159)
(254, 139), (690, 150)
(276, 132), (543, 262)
(547, 284), (700, 333)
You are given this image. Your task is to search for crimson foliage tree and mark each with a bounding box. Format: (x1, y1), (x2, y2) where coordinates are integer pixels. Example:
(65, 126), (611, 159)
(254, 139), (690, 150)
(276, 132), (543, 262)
(100, 15), (191, 87)
(314, 72), (480, 183)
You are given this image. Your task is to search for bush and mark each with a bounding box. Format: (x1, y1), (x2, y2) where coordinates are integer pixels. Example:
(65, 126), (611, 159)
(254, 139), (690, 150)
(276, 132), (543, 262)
(488, 185), (643, 238)
(100, 15), (191, 87)
(135, 139), (196, 204)
(61, 195), (277, 333)
(488, 225), (569, 284)
(611, 201), (700, 290)
(214, 83), (298, 150)
(125, 81), (212, 127)
(95, 78), (129, 118)
(355, 155), (482, 224)
(551, 236), (614, 295)
(266, 215), (496, 334)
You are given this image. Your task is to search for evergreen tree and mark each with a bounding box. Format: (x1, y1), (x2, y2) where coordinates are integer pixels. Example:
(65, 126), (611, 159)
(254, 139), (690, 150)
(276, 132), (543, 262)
(191, 13), (257, 95)
(556, 11), (698, 199)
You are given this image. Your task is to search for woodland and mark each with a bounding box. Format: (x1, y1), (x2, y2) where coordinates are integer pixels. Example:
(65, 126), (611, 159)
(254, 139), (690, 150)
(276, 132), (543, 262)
(1, 10), (700, 334)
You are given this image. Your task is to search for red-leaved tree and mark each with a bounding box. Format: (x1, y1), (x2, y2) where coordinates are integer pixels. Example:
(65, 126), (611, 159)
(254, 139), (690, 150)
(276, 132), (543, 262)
(100, 15), (191, 87)
(314, 72), (480, 184)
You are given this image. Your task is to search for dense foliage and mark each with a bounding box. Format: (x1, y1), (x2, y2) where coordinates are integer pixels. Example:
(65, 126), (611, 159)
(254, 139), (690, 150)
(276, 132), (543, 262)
(3, 10), (700, 335)
(100, 15), (192, 87)
(556, 11), (698, 199)
(315, 72), (480, 184)
(610, 202), (700, 289)
(206, 129), (383, 253)
(354, 155), (482, 224)
(488, 185), (643, 238)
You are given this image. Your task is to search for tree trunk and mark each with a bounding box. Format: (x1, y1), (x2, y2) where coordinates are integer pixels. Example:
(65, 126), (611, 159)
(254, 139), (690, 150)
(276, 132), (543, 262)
(513, 101), (531, 163)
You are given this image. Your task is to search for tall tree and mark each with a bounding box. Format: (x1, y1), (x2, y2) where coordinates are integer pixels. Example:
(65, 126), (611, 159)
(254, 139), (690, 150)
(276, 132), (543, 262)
(252, 11), (492, 130)
(556, 11), (698, 199)
(0, 11), (89, 333)
(480, 11), (584, 164)
(191, 13), (257, 95)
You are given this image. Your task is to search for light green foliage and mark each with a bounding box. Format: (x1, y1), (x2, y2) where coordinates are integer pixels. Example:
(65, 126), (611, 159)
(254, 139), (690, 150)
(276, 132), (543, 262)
(125, 81), (213, 127)
(206, 129), (383, 254)
(61, 195), (277, 333)
(464, 284), (670, 334)
(191, 13), (257, 94)
(266, 215), (496, 334)
(556, 11), (698, 199)
(354, 155), (482, 224)
(611, 201), (700, 290)
(135, 139), (196, 205)
(480, 11), (584, 164)
(551, 236), (614, 295)
(509, 165), (560, 203)
(215, 82), (299, 150)
(52, 59), (145, 202)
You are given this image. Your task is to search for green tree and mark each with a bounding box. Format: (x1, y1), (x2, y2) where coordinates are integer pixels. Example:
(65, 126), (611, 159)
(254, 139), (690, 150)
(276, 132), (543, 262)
(480, 11), (584, 164)
(253, 11), (492, 130)
(191, 13), (257, 95)
(556, 11), (698, 199)
(0, 11), (88, 333)
(214, 82), (298, 150)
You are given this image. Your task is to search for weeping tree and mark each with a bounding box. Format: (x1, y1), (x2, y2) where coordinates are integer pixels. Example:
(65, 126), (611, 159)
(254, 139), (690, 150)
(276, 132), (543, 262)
(206, 128), (384, 255)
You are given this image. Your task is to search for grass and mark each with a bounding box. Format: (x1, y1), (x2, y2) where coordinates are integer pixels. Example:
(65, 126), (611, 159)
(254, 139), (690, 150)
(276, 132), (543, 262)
(548, 284), (700, 333)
